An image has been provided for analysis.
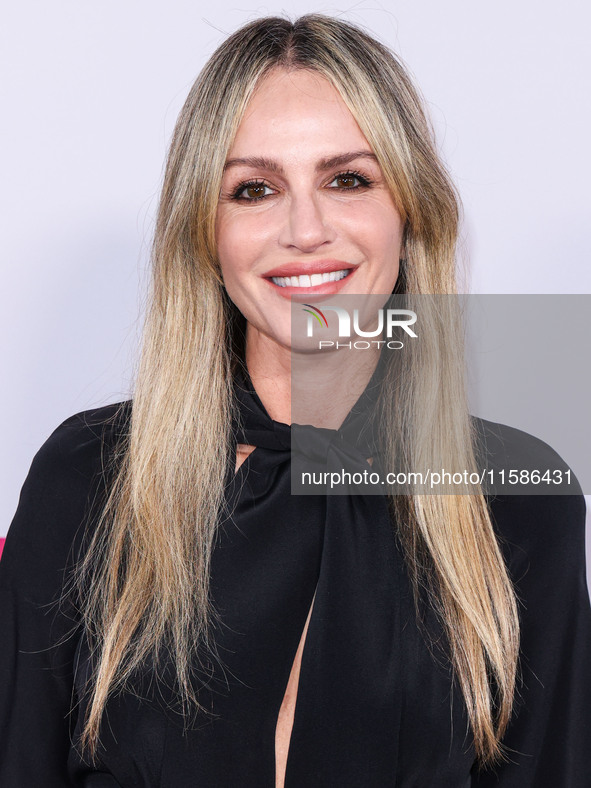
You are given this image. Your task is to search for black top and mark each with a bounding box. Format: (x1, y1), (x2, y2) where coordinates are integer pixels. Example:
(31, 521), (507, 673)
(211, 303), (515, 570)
(1, 365), (591, 787)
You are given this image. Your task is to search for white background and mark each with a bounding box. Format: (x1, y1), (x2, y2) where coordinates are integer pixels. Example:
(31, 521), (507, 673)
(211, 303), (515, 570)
(1, 1), (590, 584)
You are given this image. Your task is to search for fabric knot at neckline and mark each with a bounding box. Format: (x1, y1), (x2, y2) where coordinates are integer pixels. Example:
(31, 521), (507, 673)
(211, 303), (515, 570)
(290, 423), (375, 467)
(232, 359), (385, 492)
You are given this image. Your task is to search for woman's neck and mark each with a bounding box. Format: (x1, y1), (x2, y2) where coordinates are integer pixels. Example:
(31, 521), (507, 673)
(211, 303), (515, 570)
(245, 328), (381, 429)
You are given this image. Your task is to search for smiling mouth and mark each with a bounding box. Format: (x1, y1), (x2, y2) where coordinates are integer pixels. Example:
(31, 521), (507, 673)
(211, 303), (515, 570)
(270, 269), (352, 288)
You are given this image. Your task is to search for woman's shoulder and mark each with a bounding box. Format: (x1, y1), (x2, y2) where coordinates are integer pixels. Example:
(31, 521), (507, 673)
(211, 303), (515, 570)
(37, 399), (133, 465)
(471, 416), (587, 586)
(22, 399), (132, 509)
(1, 400), (132, 592)
(472, 416), (578, 482)
(27, 398), (132, 512)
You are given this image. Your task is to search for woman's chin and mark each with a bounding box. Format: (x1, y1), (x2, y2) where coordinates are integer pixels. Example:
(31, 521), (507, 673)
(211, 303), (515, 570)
(249, 326), (331, 357)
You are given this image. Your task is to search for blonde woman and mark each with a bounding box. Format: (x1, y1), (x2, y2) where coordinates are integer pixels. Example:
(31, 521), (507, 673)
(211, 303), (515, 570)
(1, 14), (590, 788)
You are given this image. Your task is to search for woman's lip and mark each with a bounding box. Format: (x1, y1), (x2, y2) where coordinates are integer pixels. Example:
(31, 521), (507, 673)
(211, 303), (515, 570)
(263, 260), (356, 278)
(264, 266), (356, 299)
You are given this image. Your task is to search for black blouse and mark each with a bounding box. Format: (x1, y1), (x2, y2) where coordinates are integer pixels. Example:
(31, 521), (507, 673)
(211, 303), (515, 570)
(1, 365), (590, 786)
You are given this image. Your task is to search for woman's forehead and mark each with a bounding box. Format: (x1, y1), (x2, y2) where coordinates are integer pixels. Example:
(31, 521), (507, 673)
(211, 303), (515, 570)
(226, 68), (372, 165)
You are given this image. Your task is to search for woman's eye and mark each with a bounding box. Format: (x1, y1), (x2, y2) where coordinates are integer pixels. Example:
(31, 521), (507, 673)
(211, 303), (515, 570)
(328, 172), (372, 190)
(233, 181), (274, 201)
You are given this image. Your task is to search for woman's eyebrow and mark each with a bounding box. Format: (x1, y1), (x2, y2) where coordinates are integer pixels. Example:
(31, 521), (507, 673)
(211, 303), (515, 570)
(223, 151), (378, 174)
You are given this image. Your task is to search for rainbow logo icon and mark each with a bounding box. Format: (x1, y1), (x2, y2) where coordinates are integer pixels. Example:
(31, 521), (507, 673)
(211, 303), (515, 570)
(302, 304), (329, 329)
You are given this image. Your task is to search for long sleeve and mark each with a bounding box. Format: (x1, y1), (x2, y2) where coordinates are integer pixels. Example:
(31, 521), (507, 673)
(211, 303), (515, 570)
(0, 404), (126, 787)
(471, 493), (591, 786)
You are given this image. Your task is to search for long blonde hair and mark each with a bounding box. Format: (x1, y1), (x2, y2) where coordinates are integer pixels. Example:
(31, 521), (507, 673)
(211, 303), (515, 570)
(74, 14), (519, 765)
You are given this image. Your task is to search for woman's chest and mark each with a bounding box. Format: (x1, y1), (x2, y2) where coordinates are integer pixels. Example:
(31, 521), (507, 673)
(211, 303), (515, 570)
(70, 486), (475, 786)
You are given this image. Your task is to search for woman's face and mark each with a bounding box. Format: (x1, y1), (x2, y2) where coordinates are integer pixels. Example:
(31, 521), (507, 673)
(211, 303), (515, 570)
(215, 68), (404, 353)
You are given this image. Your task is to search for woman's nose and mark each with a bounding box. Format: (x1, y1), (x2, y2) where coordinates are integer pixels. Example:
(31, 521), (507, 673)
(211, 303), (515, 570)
(278, 193), (337, 253)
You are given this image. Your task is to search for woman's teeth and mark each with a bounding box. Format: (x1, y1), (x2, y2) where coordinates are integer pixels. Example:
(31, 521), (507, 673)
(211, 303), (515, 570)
(270, 269), (351, 288)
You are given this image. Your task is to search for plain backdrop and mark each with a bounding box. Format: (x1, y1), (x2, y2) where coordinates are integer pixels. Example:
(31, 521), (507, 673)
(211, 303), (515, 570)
(1, 0), (590, 587)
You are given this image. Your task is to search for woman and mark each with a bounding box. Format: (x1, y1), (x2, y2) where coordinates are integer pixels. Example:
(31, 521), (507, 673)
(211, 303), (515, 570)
(1, 13), (590, 787)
